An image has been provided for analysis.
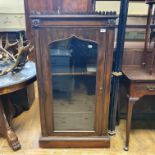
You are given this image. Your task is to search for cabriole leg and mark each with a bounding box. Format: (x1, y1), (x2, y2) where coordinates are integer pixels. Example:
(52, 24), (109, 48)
(0, 97), (21, 151)
(124, 96), (139, 151)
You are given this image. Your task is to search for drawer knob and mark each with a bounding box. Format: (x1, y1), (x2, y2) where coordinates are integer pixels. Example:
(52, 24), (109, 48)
(99, 87), (103, 91)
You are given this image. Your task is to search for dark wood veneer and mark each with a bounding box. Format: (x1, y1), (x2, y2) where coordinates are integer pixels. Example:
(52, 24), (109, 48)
(39, 136), (110, 148)
(27, 0), (117, 148)
(119, 66), (155, 151)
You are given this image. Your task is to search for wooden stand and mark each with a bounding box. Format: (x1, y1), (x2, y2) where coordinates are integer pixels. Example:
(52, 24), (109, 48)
(27, 0), (117, 148)
(118, 66), (155, 151)
(0, 61), (36, 151)
(0, 96), (21, 151)
(115, 1), (155, 151)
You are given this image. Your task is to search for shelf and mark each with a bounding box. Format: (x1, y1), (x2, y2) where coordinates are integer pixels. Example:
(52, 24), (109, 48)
(52, 72), (96, 76)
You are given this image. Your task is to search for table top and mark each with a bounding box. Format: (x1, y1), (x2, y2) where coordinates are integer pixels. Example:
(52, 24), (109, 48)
(123, 66), (155, 82)
(0, 61), (36, 94)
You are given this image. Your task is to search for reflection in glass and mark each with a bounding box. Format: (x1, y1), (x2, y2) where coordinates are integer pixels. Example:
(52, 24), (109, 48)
(49, 36), (98, 131)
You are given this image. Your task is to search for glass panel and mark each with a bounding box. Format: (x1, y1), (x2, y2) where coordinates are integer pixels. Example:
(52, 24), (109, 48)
(49, 36), (98, 131)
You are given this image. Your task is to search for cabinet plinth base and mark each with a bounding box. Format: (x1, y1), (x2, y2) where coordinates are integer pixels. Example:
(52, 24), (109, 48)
(39, 136), (110, 148)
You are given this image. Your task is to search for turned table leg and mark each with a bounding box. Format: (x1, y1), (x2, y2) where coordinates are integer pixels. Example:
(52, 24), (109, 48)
(124, 96), (139, 151)
(0, 97), (21, 151)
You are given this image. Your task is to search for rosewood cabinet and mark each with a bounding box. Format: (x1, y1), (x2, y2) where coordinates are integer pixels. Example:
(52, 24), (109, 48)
(28, 0), (117, 148)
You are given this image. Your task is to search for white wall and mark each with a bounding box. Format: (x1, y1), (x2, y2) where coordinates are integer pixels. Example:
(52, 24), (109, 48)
(0, 0), (24, 13)
(96, 1), (148, 14)
(0, 0), (25, 30)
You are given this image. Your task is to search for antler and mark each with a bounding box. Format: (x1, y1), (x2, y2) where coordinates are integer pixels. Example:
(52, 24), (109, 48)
(0, 34), (3, 60)
(15, 33), (34, 58)
(4, 33), (18, 50)
(0, 34), (2, 48)
(0, 32), (34, 76)
(0, 33), (16, 62)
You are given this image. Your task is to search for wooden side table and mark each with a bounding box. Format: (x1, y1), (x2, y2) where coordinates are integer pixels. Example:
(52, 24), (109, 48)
(120, 66), (155, 151)
(0, 61), (36, 151)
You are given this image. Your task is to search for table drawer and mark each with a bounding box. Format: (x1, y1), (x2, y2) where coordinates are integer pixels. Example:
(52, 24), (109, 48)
(131, 82), (155, 97)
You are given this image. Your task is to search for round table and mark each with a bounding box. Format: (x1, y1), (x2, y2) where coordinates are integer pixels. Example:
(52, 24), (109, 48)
(0, 61), (36, 151)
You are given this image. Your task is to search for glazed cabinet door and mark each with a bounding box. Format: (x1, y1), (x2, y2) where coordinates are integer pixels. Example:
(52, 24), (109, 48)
(35, 27), (110, 136)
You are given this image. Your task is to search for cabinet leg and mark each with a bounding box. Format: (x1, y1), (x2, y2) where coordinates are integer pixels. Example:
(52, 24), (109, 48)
(124, 96), (139, 151)
(0, 97), (21, 151)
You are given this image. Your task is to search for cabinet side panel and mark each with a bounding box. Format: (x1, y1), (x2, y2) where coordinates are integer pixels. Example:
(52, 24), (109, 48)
(102, 29), (115, 135)
(24, 0), (54, 60)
